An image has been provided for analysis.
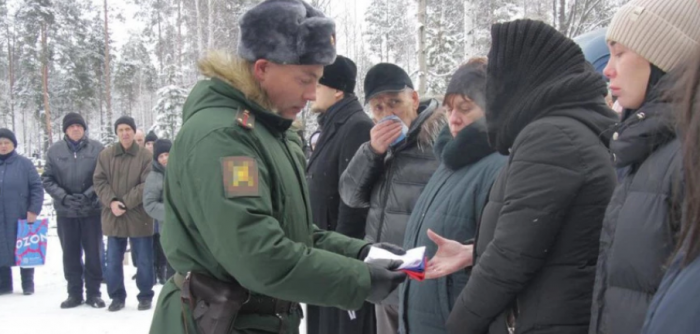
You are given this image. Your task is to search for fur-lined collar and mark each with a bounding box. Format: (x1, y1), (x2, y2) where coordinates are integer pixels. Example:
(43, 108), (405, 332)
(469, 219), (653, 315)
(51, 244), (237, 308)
(198, 51), (275, 112)
(433, 118), (495, 170)
(394, 99), (447, 153)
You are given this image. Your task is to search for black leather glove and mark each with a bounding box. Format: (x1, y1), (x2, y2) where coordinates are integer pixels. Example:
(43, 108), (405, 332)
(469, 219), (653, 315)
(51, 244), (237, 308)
(366, 259), (407, 304)
(63, 195), (82, 209)
(358, 242), (407, 260)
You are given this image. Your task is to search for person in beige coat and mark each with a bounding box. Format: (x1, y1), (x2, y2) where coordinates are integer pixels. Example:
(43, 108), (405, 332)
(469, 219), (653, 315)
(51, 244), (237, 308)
(93, 116), (153, 312)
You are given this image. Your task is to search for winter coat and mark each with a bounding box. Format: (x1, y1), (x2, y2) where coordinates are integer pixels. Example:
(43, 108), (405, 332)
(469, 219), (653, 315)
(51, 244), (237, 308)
(305, 96), (375, 334)
(42, 136), (104, 218)
(447, 21), (619, 333)
(399, 121), (506, 334)
(589, 97), (683, 334)
(640, 251), (700, 334)
(339, 99), (444, 306)
(307, 95), (373, 238)
(150, 75), (374, 334)
(143, 160), (165, 232)
(0, 152), (44, 267)
(93, 142), (153, 238)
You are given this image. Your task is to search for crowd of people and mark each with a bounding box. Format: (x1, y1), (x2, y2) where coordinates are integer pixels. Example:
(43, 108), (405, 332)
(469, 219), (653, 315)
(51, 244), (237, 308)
(1, 0), (699, 333)
(0, 112), (174, 312)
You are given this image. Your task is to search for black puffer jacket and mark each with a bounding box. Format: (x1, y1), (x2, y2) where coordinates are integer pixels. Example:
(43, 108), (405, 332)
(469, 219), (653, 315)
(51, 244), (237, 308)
(589, 94), (683, 334)
(447, 20), (618, 334)
(42, 136), (104, 218)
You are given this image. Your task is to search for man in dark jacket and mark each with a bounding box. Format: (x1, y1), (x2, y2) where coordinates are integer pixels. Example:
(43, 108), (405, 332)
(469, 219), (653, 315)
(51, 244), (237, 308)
(445, 20), (618, 334)
(589, 1), (699, 333)
(306, 55), (376, 334)
(42, 113), (106, 309)
(340, 63), (444, 334)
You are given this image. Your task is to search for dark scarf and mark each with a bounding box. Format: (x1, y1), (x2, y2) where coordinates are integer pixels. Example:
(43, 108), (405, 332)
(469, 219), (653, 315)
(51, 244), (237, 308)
(434, 119), (495, 170)
(0, 150), (15, 161)
(317, 95), (359, 130)
(65, 136), (85, 153)
(485, 20), (612, 155)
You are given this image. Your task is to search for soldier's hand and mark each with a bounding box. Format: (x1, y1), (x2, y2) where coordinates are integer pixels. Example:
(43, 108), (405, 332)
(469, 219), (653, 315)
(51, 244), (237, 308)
(369, 120), (403, 155)
(365, 259), (406, 304)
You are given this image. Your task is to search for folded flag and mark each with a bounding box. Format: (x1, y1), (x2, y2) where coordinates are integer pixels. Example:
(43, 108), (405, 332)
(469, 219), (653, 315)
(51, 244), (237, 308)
(364, 246), (427, 281)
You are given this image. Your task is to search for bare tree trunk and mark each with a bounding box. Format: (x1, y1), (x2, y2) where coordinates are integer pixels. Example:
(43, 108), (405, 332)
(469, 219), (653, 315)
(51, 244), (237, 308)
(207, 0), (214, 49)
(553, 0), (558, 29)
(195, 0), (204, 57)
(157, 0), (163, 84)
(7, 24), (14, 132)
(104, 0), (112, 128)
(177, 0), (183, 83)
(417, 0), (427, 95)
(558, 0), (567, 34)
(41, 22), (52, 148)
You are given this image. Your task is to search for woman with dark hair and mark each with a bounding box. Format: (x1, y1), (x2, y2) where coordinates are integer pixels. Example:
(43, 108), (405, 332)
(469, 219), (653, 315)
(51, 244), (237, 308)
(0, 128), (44, 295)
(640, 45), (700, 334)
(398, 58), (506, 334)
(589, 1), (700, 333)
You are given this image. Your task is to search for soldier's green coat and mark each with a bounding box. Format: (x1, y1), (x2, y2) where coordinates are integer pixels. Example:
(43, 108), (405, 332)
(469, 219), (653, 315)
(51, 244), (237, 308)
(150, 77), (372, 334)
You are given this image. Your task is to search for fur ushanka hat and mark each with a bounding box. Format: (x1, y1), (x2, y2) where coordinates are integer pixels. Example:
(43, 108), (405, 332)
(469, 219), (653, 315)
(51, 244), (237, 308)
(237, 0), (337, 66)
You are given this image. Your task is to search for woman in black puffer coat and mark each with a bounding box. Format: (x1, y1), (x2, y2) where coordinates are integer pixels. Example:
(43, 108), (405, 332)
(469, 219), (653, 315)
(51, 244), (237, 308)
(589, 1), (699, 333)
(445, 20), (618, 334)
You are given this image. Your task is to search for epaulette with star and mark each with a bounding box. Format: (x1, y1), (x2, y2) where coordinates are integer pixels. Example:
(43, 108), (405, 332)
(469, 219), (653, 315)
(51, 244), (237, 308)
(236, 109), (255, 130)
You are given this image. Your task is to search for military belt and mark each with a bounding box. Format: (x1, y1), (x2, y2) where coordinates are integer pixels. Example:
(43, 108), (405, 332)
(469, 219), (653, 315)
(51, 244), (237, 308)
(174, 272), (299, 316)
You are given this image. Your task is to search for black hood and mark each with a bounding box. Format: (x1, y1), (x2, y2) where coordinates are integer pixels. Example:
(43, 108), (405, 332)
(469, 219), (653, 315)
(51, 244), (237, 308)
(485, 19), (617, 155)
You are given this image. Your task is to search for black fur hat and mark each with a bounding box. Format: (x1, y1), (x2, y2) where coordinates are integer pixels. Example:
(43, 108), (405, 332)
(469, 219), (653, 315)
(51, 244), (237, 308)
(238, 0), (337, 66)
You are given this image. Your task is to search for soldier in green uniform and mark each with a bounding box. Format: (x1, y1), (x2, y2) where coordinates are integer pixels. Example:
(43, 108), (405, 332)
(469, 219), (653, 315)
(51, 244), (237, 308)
(149, 1), (406, 333)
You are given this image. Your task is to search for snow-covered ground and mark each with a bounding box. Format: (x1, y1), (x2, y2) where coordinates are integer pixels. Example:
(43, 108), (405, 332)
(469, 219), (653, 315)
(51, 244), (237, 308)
(0, 215), (308, 334)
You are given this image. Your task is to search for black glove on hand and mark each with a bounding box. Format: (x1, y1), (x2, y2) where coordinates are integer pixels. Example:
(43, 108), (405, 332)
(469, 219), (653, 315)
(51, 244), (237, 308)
(63, 195), (82, 209)
(358, 242), (407, 260)
(366, 259), (407, 304)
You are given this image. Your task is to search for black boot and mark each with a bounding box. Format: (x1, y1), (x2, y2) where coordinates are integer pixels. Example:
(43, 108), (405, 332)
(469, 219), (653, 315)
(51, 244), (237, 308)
(61, 295), (84, 309)
(86, 296), (106, 308)
(156, 266), (166, 285)
(108, 300), (125, 312)
(20, 268), (34, 296)
(137, 300), (152, 311)
(0, 266), (12, 294)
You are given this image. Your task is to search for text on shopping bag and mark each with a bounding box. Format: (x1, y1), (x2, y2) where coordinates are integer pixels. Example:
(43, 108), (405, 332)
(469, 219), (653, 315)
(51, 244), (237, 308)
(15, 219), (49, 267)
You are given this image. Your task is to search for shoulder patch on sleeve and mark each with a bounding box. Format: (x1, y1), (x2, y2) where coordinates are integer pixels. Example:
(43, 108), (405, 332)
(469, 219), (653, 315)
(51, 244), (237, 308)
(221, 156), (260, 198)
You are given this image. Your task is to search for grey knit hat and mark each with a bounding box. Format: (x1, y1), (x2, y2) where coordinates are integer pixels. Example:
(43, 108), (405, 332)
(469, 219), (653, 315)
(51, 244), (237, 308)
(607, 0), (700, 72)
(237, 0), (337, 66)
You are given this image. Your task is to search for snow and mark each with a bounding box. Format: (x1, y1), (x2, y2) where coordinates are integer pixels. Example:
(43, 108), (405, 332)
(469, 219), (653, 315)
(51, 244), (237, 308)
(0, 229), (161, 334)
(0, 198), (308, 334)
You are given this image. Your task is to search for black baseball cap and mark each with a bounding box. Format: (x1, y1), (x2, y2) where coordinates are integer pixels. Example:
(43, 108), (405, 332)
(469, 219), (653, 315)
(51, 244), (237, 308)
(363, 63), (414, 103)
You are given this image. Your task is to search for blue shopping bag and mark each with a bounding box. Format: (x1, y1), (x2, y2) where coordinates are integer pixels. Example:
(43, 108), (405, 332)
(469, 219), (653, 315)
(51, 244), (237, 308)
(15, 219), (49, 267)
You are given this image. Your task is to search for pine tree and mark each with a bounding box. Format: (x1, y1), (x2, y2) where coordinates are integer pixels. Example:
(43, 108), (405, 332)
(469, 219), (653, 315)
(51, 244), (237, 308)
(151, 57), (187, 139)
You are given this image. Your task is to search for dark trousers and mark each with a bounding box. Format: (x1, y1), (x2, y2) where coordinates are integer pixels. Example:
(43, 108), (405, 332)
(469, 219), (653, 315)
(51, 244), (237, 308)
(0, 266), (34, 292)
(106, 236), (154, 302)
(57, 215), (103, 298)
(307, 303), (377, 334)
(153, 233), (174, 282)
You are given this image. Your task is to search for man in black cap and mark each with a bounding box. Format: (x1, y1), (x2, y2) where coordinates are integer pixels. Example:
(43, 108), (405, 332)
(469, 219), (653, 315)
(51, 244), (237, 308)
(339, 63), (445, 334)
(306, 55), (377, 334)
(42, 112), (106, 309)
